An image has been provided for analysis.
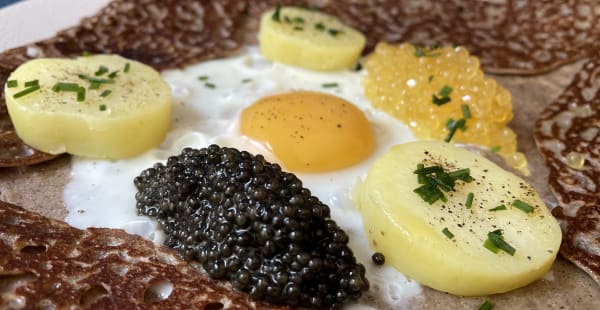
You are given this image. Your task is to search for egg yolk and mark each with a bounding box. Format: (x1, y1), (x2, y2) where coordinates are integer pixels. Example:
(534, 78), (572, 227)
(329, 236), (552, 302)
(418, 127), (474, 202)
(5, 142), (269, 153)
(240, 91), (375, 172)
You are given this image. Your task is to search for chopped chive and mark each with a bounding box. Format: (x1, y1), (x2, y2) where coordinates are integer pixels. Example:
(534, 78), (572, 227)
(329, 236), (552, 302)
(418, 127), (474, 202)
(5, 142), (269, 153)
(413, 164), (473, 204)
(95, 65), (109, 76)
(461, 104), (471, 119)
(7, 80), (18, 88)
(479, 300), (493, 310)
(107, 71), (119, 79)
(489, 204), (507, 212)
(198, 76), (209, 81)
(52, 82), (80, 92)
(486, 230), (516, 256)
(78, 74), (114, 84)
(124, 63), (131, 73)
(205, 82), (216, 89)
(512, 199), (534, 214)
(315, 22), (325, 31)
(242, 78), (252, 83)
(484, 238), (500, 253)
(415, 47), (425, 57)
(13, 85), (40, 98)
(432, 85), (452, 105)
(100, 89), (112, 97)
(442, 228), (454, 239)
(77, 87), (86, 102)
(99, 104), (107, 111)
(272, 3), (281, 22)
(428, 75), (433, 83)
(444, 118), (466, 142)
(82, 51), (92, 56)
(293, 26), (304, 31)
(24, 79), (39, 87)
(490, 145), (501, 153)
(89, 82), (101, 90)
(293, 16), (305, 23)
(416, 163), (426, 184)
(353, 62), (363, 72)
(322, 82), (339, 88)
(284, 15), (292, 23)
(465, 192), (474, 209)
(327, 29), (341, 36)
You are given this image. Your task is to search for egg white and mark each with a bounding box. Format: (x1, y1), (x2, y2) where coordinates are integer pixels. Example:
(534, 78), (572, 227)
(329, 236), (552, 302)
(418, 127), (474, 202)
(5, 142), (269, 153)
(63, 46), (421, 309)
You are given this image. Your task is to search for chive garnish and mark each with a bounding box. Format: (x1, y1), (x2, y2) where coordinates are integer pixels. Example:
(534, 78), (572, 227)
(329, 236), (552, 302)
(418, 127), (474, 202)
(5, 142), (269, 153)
(99, 104), (107, 111)
(465, 192), (474, 209)
(485, 230), (515, 256)
(242, 78), (252, 83)
(77, 87), (86, 102)
(89, 82), (101, 90)
(512, 199), (534, 214)
(479, 300), (493, 310)
(432, 85), (452, 106)
(284, 16), (292, 23)
(414, 45), (441, 58)
(322, 82), (339, 88)
(293, 16), (304, 23)
(489, 204), (507, 212)
(483, 238), (499, 253)
(95, 65), (109, 76)
(442, 228), (454, 239)
(78, 74), (114, 84)
(428, 75), (433, 83)
(272, 4), (281, 22)
(461, 104), (471, 119)
(52, 82), (80, 92)
(107, 71), (119, 79)
(124, 63), (130, 73)
(413, 164), (473, 204)
(444, 118), (466, 142)
(198, 76), (209, 81)
(490, 145), (501, 153)
(205, 82), (216, 89)
(7, 80), (18, 88)
(100, 89), (112, 97)
(327, 29), (341, 36)
(353, 62), (363, 72)
(24, 79), (39, 88)
(315, 22), (325, 31)
(293, 26), (304, 31)
(82, 51), (92, 56)
(13, 85), (40, 98)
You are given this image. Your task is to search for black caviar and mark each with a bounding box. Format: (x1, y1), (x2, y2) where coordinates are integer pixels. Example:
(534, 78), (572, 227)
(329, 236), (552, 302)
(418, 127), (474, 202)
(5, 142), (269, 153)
(134, 145), (369, 309)
(371, 252), (385, 265)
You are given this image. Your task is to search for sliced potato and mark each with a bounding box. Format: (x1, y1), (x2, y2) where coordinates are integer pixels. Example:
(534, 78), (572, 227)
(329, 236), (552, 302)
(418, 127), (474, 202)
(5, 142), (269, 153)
(258, 6), (366, 70)
(4, 55), (171, 159)
(357, 141), (561, 296)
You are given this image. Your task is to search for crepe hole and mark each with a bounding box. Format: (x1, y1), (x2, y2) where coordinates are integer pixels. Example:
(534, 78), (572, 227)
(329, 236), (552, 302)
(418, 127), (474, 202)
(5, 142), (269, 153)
(79, 284), (109, 307)
(143, 279), (173, 303)
(0, 272), (37, 294)
(20, 244), (47, 254)
(204, 302), (224, 310)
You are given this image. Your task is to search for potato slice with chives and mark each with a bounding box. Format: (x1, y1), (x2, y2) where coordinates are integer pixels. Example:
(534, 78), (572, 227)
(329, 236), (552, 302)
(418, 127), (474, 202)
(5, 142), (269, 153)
(258, 6), (366, 70)
(4, 55), (171, 159)
(357, 141), (561, 296)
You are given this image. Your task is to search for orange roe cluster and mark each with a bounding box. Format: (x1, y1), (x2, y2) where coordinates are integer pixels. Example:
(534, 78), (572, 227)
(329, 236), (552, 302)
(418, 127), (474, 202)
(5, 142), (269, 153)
(363, 43), (518, 158)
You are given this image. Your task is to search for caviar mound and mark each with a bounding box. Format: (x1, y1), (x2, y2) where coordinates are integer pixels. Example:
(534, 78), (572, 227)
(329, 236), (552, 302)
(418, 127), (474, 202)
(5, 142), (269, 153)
(134, 145), (369, 309)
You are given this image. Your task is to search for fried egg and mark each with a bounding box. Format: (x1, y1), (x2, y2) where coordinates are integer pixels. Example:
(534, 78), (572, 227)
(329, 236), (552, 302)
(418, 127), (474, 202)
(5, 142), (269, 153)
(63, 47), (421, 309)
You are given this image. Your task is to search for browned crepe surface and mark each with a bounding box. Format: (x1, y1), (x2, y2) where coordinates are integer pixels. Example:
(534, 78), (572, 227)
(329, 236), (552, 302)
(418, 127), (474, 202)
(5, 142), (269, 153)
(2, 60), (599, 310)
(1, 1), (600, 309)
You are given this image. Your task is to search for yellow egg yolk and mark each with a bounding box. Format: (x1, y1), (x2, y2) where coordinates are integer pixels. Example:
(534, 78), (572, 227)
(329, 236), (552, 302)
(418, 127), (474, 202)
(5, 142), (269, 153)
(240, 91), (375, 172)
